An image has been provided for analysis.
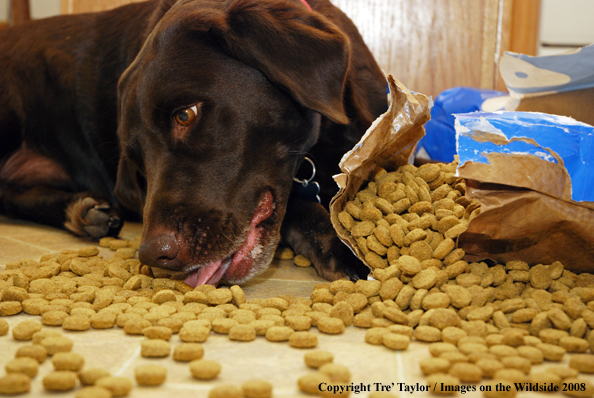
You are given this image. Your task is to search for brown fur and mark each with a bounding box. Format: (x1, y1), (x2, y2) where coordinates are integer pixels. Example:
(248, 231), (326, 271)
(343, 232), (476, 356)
(0, 0), (387, 283)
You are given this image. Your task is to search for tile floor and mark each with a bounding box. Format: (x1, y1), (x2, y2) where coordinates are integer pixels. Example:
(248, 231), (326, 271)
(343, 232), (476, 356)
(0, 215), (585, 397)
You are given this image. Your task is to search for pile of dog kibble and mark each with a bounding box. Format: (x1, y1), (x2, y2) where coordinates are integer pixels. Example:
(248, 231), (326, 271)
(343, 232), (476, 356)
(0, 161), (593, 397)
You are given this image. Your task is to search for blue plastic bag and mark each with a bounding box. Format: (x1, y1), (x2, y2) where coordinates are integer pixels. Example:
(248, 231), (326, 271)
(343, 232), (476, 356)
(417, 87), (507, 163)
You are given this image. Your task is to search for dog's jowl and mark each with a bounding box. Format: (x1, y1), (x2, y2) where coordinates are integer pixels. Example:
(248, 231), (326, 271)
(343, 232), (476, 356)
(0, 0), (387, 285)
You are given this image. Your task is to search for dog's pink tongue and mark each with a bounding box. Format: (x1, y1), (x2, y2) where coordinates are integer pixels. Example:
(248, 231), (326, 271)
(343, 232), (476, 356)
(184, 192), (275, 287)
(184, 259), (227, 287)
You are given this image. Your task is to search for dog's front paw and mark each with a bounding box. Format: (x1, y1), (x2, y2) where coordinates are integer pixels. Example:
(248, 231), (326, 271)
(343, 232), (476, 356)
(281, 198), (369, 282)
(308, 233), (370, 282)
(65, 194), (122, 239)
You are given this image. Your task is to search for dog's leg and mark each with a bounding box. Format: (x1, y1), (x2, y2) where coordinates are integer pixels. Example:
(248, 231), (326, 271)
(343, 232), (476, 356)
(1, 185), (122, 239)
(281, 198), (369, 281)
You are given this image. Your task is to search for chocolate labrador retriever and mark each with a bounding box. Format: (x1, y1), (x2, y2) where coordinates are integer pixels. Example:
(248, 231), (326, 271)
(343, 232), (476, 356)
(0, 0), (387, 286)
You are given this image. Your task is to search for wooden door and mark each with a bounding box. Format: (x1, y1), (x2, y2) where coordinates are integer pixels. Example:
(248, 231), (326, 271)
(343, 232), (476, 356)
(61, 0), (540, 98)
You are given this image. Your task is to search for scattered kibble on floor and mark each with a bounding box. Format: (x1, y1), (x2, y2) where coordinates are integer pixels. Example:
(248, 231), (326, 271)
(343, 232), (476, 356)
(0, 161), (593, 397)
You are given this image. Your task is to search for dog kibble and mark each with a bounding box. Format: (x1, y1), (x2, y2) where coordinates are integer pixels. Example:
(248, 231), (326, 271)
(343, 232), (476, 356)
(89, 312), (116, 329)
(298, 372), (331, 394)
(0, 319), (8, 336)
(265, 326), (294, 342)
(124, 318), (151, 335)
(42, 310), (69, 326)
(249, 319), (275, 335)
(560, 336), (589, 353)
(414, 326), (442, 342)
(173, 343), (204, 362)
(501, 356), (531, 374)
(209, 385), (242, 398)
(107, 240), (129, 250)
(317, 317), (345, 334)
(157, 317), (183, 333)
(41, 336), (73, 355)
(52, 352), (84, 371)
(528, 371), (561, 388)
(7, 204), (594, 398)
(274, 247), (294, 260)
(143, 326), (173, 340)
(5, 357), (39, 378)
(78, 246), (100, 257)
(179, 325), (210, 342)
(492, 369), (526, 384)
(114, 247), (135, 259)
(135, 364), (167, 386)
(490, 345), (518, 359)
(230, 285), (246, 306)
(242, 380), (273, 398)
(43, 370), (78, 391)
(365, 328), (390, 345)
(570, 354), (594, 373)
(420, 358), (451, 375)
(75, 386), (113, 398)
(285, 315), (311, 331)
(141, 339), (170, 358)
(439, 351), (469, 364)
(537, 343), (566, 361)
(79, 368), (111, 386)
(476, 358), (504, 378)
(16, 344), (47, 363)
(429, 342), (458, 357)
(448, 362), (482, 383)
(12, 320), (42, 341)
(228, 324), (256, 341)
(289, 331), (318, 348)
(304, 350), (334, 369)
(62, 315), (91, 331)
(95, 376), (133, 397)
(383, 333), (410, 350)
(0, 373), (31, 395)
(540, 328), (568, 345)
(517, 345), (544, 364)
(426, 373), (459, 394)
(189, 359), (221, 380)
(294, 255), (311, 268)
(319, 363), (351, 383)
(193, 289), (225, 307)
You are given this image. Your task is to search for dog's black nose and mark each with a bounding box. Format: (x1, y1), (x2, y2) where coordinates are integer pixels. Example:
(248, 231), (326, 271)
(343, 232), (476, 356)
(139, 231), (180, 270)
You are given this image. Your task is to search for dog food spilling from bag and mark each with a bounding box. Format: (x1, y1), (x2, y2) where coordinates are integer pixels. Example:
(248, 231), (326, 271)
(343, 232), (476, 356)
(337, 159), (479, 271)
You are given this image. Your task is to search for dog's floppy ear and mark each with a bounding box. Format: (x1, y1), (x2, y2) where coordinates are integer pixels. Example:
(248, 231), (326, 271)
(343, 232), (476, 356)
(114, 154), (145, 215)
(208, 0), (351, 124)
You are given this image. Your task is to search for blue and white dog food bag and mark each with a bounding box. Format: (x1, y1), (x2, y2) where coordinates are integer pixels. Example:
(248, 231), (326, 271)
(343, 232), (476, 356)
(453, 111), (594, 273)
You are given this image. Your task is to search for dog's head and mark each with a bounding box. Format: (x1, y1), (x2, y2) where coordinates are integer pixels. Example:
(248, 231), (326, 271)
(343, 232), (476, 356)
(115, 0), (350, 286)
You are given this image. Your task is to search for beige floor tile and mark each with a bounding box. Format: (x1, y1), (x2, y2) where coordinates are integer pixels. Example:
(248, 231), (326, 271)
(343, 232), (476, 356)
(0, 236), (51, 265)
(0, 220), (576, 398)
(242, 278), (320, 300)
(0, 215), (59, 237)
(118, 222), (143, 240)
(254, 258), (326, 282)
(6, 230), (99, 253)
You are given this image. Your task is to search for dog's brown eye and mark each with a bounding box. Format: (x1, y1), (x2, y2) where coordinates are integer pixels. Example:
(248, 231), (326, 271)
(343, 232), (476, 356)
(174, 105), (198, 126)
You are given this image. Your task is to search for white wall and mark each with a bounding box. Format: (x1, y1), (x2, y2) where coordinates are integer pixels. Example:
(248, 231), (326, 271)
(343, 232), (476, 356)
(538, 0), (594, 55)
(0, 0), (60, 22)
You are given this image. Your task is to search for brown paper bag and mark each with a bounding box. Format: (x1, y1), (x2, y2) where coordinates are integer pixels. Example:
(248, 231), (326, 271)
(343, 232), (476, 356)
(458, 163), (594, 274)
(330, 75), (431, 268)
(331, 75), (594, 274)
